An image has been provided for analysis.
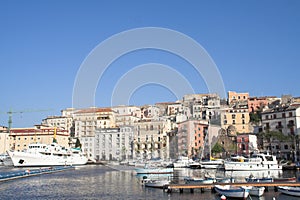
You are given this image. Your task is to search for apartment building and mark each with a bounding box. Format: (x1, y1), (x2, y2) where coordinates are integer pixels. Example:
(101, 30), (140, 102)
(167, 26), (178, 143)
(41, 115), (73, 133)
(91, 126), (134, 161)
(177, 119), (209, 158)
(221, 108), (250, 134)
(112, 105), (141, 126)
(73, 107), (116, 138)
(133, 119), (171, 160)
(261, 104), (300, 135)
(0, 130), (9, 154)
(228, 91), (249, 105)
(236, 134), (258, 155)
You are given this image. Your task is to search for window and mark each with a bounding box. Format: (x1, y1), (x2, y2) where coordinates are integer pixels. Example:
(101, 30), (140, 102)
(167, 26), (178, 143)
(273, 114), (276, 119)
(289, 112), (293, 117)
(232, 114), (236, 119)
(282, 113), (286, 118)
(233, 120), (236, 124)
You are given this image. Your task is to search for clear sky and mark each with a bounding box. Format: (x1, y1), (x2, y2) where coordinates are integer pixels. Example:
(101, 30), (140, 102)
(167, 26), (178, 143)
(0, 0), (300, 127)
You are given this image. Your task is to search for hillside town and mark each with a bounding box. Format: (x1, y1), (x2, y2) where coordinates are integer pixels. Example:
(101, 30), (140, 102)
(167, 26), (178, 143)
(1, 91), (300, 165)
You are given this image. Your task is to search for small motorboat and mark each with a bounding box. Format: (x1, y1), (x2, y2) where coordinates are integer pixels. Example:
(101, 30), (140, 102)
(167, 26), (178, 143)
(249, 186), (265, 197)
(184, 176), (214, 184)
(277, 186), (300, 197)
(214, 185), (252, 199)
(143, 179), (170, 189)
(245, 174), (273, 183)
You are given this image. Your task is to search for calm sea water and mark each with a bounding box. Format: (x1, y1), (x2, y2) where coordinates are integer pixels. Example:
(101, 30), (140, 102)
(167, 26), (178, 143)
(0, 165), (299, 200)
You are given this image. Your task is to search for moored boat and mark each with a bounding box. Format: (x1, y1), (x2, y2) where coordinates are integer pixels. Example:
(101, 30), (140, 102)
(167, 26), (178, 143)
(224, 153), (282, 171)
(135, 166), (173, 174)
(249, 186), (265, 197)
(214, 185), (252, 199)
(245, 175), (273, 183)
(173, 156), (195, 168)
(143, 179), (170, 188)
(184, 176), (214, 184)
(200, 159), (224, 169)
(7, 143), (88, 167)
(277, 186), (300, 197)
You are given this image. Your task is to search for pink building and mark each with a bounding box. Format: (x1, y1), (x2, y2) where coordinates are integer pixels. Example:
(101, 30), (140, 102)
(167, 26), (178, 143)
(177, 120), (208, 158)
(248, 97), (268, 112)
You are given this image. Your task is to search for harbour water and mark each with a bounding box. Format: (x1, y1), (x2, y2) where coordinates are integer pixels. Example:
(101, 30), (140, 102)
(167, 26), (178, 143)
(0, 165), (299, 200)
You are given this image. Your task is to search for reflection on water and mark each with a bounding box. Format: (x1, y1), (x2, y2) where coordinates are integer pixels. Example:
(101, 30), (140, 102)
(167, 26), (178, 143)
(0, 165), (299, 200)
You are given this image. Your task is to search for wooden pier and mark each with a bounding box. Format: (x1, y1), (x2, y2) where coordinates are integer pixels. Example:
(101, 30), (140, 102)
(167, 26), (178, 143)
(164, 182), (300, 193)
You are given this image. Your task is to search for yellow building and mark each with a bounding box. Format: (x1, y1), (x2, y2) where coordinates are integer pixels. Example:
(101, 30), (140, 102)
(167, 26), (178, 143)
(0, 127), (10, 154)
(9, 125), (69, 151)
(221, 108), (251, 134)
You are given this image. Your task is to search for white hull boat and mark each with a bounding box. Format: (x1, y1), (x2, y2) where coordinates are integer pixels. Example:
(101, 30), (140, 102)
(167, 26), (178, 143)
(135, 167), (173, 174)
(144, 179), (170, 188)
(214, 185), (251, 199)
(173, 156), (195, 168)
(277, 186), (300, 197)
(200, 159), (224, 169)
(7, 143), (88, 167)
(224, 153), (282, 171)
(249, 186), (265, 197)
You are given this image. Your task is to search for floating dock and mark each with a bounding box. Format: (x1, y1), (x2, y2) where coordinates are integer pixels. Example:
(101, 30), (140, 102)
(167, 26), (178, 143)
(0, 166), (75, 182)
(164, 182), (300, 193)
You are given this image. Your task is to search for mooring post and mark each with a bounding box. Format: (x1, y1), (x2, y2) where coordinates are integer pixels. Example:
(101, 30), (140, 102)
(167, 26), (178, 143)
(190, 188), (194, 193)
(179, 188), (183, 193)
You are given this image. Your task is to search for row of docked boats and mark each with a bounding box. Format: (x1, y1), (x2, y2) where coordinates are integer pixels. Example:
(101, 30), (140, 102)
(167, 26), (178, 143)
(172, 152), (283, 171)
(134, 162), (300, 199)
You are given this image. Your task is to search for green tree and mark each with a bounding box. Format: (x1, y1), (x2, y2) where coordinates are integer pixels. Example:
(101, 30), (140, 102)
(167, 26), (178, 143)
(212, 143), (223, 154)
(249, 112), (261, 124)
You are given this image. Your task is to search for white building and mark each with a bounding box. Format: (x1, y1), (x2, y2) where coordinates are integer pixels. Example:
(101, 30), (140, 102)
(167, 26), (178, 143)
(112, 105), (141, 126)
(94, 126), (134, 161)
(261, 104), (300, 136)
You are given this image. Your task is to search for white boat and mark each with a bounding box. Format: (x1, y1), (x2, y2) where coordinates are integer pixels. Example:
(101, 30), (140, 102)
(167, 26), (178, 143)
(214, 185), (252, 199)
(173, 156), (194, 168)
(7, 143), (88, 167)
(184, 176), (214, 184)
(249, 186), (265, 197)
(224, 153), (282, 171)
(143, 179), (170, 188)
(135, 166), (173, 174)
(200, 159), (224, 169)
(277, 186), (300, 197)
(245, 174), (273, 183)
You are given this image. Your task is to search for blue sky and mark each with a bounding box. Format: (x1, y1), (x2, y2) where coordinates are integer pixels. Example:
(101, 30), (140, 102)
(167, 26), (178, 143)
(0, 0), (300, 127)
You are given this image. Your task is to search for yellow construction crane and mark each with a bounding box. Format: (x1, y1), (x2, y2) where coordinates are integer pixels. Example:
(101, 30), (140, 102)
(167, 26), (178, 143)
(0, 108), (52, 132)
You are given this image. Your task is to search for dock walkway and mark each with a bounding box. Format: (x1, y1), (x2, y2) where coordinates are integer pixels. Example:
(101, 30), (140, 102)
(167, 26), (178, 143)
(0, 166), (75, 182)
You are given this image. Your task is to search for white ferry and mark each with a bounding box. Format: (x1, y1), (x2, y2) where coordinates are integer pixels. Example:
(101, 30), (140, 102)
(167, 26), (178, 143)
(7, 143), (88, 167)
(224, 153), (282, 171)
